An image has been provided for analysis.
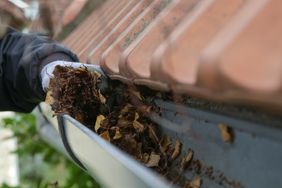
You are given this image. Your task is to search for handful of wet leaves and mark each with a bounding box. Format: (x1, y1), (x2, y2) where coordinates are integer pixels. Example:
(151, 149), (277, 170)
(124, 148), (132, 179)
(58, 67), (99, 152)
(48, 65), (200, 188)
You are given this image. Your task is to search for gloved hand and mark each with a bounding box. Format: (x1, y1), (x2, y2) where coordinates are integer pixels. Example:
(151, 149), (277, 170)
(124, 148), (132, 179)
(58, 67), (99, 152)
(40, 60), (106, 92)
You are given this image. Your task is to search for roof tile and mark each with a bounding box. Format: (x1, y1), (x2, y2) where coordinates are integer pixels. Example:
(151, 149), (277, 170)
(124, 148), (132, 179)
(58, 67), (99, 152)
(63, 0), (128, 56)
(87, 0), (153, 64)
(62, 0), (282, 112)
(63, 0), (117, 47)
(120, 0), (198, 82)
(150, 0), (246, 86)
(77, 0), (142, 62)
(199, 0), (279, 92)
(198, 0), (282, 109)
(100, 0), (172, 80)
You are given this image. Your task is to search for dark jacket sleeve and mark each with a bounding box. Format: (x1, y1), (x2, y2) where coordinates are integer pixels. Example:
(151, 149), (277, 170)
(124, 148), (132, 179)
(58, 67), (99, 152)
(0, 29), (79, 112)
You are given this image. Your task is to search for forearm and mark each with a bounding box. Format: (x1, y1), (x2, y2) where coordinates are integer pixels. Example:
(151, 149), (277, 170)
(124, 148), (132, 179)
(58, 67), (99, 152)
(0, 29), (78, 112)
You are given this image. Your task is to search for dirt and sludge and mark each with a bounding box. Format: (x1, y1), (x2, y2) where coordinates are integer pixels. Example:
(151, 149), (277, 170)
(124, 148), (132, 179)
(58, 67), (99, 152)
(48, 65), (243, 188)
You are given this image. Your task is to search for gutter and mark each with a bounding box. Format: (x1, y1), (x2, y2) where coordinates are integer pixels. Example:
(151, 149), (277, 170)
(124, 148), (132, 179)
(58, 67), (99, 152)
(36, 96), (282, 188)
(36, 103), (172, 188)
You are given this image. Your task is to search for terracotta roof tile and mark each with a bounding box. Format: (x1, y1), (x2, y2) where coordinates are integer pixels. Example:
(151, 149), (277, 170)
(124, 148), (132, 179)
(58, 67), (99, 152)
(151, 0), (245, 86)
(77, 0), (141, 62)
(63, 0), (117, 47)
(87, 0), (153, 64)
(100, 0), (172, 80)
(198, 0), (282, 109)
(64, 0), (129, 58)
(62, 0), (282, 112)
(199, 0), (277, 92)
(120, 0), (198, 82)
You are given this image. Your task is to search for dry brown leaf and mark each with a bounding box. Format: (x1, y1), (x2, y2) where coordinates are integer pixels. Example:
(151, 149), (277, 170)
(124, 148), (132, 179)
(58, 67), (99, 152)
(148, 125), (159, 144)
(160, 135), (172, 153)
(98, 90), (106, 104)
(133, 120), (145, 133)
(117, 119), (131, 127)
(133, 112), (145, 132)
(146, 153), (161, 167)
(113, 129), (122, 140)
(95, 115), (105, 132)
(75, 113), (84, 123)
(74, 67), (85, 73)
(118, 104), (133, 118)
(131, 90), (143, 101)
(218, 123), (233, 143)
(45, 90), (53, 104)
(188, 176), (202, 188)
(181, 149), (193, 171)
(171, 139), (182, 160)
(93, 70), (101, 78)
(99, 131), (110, 141)
(138, 105), (152, 115)
(141, 153), (150, 163)
(134, 112), (139, 120)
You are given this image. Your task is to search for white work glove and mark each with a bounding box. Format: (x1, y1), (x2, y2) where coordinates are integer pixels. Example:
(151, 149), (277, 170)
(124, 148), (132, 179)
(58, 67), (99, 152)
(40, 60), (105, 92)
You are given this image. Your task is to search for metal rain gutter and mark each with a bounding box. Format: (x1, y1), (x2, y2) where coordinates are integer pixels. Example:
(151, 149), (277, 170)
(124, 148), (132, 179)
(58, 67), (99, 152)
(37, 103), (173, 188)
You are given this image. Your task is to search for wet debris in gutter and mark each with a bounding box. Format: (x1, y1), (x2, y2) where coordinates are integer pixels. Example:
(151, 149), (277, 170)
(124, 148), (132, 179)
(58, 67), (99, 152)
(49, 65), (100, 129)
(48, 65), (243, 188)
(181, 149), (193, 171)
(171, 139), (182, 160)
(184, 176), (202, 188)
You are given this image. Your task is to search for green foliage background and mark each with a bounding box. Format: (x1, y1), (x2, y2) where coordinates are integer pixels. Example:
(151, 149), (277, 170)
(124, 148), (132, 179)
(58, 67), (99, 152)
(0, 113), (100, 188)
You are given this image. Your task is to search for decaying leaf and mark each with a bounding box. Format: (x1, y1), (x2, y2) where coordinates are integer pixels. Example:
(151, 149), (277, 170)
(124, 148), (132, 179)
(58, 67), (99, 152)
(113, 129), (122, 140)
(186, 176), (202, 188)
(160, 135), (172, 153)
(148, 125), (159, 144)
(181, 149), (193, 171)
(131, 90), (143, 101)
(133, 120), (145, 132)
(49, 65), (100, 129)
(45, 90), (53, 104)
(218, 123), (233, 143)
(141, 153), (150, 163)
(117, 119), (131, 128)
(132, 112), (145, 132)
(75, 113), (84, 123)
(93, 70), (101, 78)
(146, 152), (161, 167)
(118, 104), (133, 118)
(138, 105), (152, 115)
(134, 112), (139, 120)
(99, 131), (110, 141)
(98, 90), (106, 104)
(171, 139), (182, 160)
(95, 115), (105, 132)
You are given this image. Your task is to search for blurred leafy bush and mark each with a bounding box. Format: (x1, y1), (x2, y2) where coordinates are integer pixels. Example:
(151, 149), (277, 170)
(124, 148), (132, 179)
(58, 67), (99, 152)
(0, 113), (99, 188)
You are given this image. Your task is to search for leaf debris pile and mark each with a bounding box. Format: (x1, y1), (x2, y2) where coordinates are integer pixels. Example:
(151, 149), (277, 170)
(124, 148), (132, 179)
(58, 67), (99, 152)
(48, 66), (242, 188)
(49, 65), (101, 129)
